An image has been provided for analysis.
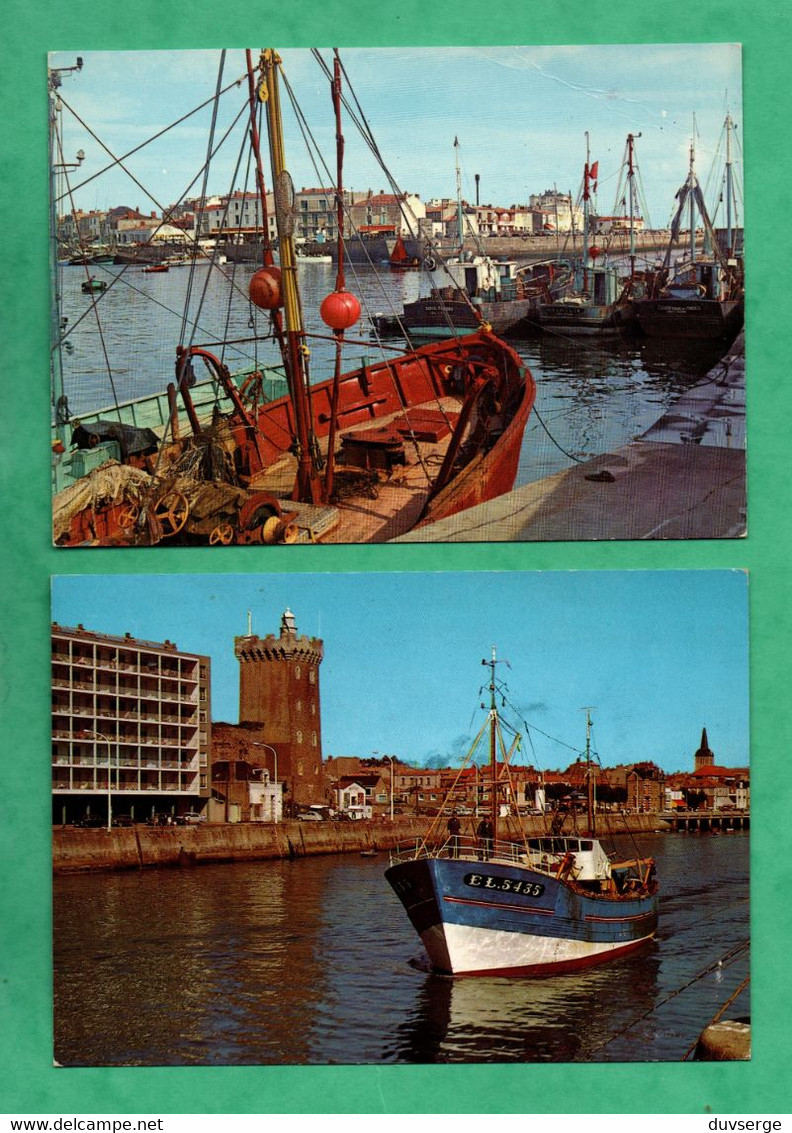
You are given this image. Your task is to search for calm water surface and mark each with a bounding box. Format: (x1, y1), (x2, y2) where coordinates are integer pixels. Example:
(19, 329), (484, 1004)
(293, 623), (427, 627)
(56, 261), (726, 488)
(53, 832), (749, 1065)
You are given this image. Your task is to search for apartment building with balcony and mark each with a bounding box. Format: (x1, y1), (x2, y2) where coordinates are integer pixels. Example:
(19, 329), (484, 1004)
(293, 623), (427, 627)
(52, 623), (211, 825)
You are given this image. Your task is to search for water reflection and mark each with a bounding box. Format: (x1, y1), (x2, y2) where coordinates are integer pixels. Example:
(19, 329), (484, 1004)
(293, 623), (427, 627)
(60, 261), (729, 492)
(53, 834), (748, 1066)
(387, 948), (659, 1064)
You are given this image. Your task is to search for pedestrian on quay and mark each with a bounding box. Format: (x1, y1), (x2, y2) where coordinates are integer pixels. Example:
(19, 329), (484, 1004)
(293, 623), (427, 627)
(476, 816), (493, 861)
(447, 812), (461, 858)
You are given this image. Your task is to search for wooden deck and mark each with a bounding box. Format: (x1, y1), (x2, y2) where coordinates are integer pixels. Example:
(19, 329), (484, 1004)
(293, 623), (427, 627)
(250, 396), (462, 543)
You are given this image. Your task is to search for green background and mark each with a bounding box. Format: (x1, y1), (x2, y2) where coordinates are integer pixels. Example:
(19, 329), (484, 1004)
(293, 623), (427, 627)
(1, 0), (789, 1115)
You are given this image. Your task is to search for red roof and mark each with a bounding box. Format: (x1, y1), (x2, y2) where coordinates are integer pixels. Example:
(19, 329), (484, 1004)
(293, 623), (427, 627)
(693, 764), (748, 779)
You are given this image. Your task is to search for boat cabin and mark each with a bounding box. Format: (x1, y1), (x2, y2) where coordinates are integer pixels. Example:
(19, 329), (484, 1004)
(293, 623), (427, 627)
(664, 256), (737, 302)
(428, 255), (519, 302)
(570, 261), (620, 305)
(522, 835), (613, 881)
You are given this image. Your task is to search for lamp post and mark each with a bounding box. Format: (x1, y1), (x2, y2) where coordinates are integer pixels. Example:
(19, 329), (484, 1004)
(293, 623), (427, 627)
(86, 730), (113, 830)
(252, 742), (279, 823)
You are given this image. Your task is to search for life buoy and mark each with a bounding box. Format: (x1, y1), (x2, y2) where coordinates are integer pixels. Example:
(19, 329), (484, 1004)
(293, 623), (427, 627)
(424, 256), (437, 272)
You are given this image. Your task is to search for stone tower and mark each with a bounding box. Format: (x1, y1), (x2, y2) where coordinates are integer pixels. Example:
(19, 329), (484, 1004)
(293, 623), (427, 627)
(693, 727), (715, 772)
(234, 609), (325, 808)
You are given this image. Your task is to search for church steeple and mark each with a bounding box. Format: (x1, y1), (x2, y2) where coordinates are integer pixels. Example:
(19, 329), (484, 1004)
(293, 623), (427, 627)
(694, 727), (715, 772)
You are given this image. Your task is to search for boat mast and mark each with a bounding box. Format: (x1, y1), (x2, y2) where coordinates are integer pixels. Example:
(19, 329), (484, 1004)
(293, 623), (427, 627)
(582, 132), (592, 291)
(583, 707), (595, 834)
(323, 50), (348, 500)
(259, 49), (325, 505)
(688, 135), (696, 265)
(454, 136), (464, 252)
(626, 132), (640, 281)
(483, 646), (500, 841)
(725, 112), (734, 257)
(245, 51), (288, 361)
(49, 57), (84, 450)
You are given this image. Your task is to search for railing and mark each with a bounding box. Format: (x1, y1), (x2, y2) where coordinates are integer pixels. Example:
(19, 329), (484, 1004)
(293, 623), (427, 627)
(389, 834), (531, 867)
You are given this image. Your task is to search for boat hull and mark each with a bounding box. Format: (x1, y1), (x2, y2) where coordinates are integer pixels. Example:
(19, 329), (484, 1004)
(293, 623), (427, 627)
(401, 296), (537, 340)
(386, 856), (657, 976)
(635, 297), (743, 340)
(537, 302), (621, 337)
(417, 365), (534, 527)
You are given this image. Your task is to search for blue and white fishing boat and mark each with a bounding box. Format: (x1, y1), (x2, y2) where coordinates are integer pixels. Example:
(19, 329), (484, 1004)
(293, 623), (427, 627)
(385, 649), (658, 977)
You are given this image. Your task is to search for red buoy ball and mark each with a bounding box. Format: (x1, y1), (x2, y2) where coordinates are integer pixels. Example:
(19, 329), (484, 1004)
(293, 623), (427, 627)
(320, 290), (361, 331)
(589, 246), (601, 260)
(249, 267), (283, 310)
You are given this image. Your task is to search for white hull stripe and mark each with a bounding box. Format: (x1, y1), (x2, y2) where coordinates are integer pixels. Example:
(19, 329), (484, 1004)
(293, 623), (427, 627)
(422, 919), (655, 976)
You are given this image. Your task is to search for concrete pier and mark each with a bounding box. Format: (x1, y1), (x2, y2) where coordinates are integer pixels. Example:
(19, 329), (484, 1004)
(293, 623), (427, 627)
(398, 332), (745, 542)
(52, 811), (667, 874)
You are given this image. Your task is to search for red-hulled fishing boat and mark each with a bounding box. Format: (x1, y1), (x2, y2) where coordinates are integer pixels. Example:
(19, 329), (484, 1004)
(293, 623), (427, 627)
(52, 49), (535, 547)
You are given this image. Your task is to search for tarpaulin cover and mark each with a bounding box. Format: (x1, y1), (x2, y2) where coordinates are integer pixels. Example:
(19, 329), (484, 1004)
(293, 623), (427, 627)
(71, 419), (160, 456)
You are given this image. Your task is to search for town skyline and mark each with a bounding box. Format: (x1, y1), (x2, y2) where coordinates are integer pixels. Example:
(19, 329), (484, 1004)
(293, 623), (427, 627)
(50, 45), (742, 228)
(51, 570), (749, 775)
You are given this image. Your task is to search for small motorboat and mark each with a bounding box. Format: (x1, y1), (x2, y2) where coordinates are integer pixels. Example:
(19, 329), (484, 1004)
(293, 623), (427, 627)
(81, 277), (108, 293)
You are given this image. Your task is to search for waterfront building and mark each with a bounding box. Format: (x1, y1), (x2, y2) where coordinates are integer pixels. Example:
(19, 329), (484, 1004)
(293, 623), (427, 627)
(528, 189), (583, 233)
(234, 609), (325, 809)
(347, 190), (426, 239)
(474, 204), (538, 237)
(210, 722), (282, 822)
(51, 623), (212, 825)
(626, 762), (666, 813)
(333, 779), (373, 820)
(664, 729), (750, 811)
(392, 766), (444, 813)
(595, 214), (646, 234)
(195, 190), (278, 242)
(293, 187), (370, 242)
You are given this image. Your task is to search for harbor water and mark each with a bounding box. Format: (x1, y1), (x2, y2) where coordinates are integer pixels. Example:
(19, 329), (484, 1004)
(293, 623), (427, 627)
(53, 831), (749, 1065)
(55, 261), (728, 488)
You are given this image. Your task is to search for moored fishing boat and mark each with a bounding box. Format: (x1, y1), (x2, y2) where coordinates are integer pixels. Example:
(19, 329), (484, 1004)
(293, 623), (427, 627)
(537, 135), (628, 338)
(386, 649), (659, 976)
(395, 140), (570, 341)
(635, 119), (744, 342)
(51, 50), (536, 547)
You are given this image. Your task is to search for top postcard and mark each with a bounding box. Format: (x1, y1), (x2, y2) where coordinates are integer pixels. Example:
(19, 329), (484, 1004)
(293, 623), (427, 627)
(49, 45), (744, 546)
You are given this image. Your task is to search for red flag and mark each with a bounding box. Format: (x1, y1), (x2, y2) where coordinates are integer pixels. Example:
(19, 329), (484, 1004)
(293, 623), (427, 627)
(589, 161), (598, 181)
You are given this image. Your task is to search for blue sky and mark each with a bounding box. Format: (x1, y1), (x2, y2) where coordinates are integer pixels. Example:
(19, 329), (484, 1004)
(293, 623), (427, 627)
(51, 570), (749, 774)
(50, 45), (742, 228)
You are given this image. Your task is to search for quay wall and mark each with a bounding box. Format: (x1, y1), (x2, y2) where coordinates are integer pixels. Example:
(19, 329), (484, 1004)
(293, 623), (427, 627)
(52, 812), (668, 874)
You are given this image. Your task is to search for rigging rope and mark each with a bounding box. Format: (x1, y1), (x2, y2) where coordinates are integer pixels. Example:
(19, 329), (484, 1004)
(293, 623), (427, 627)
(587, 939), (750, 1056)
(680, 973), (751, 1061)
(179, 51), (226, 352)
(55, 73), (249, 205)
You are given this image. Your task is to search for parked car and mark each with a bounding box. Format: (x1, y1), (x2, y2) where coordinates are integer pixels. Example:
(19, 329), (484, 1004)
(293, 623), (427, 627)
(182, 812), (206, 825)
(146, 813), (180, 827)
(112, 815), (135, 827)
(73, 815), (105, 828)
(297, 811), (323, 821)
